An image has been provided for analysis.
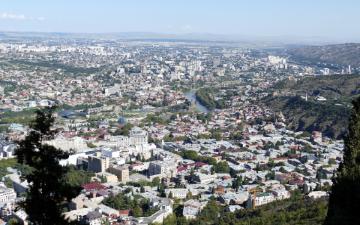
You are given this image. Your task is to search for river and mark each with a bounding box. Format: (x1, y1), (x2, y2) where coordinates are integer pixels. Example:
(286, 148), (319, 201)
(184, 90), (210, 114)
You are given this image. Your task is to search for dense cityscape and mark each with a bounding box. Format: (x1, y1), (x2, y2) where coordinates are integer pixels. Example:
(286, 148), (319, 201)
(0, 35), (358, 225)
(1, 1), (360, 225)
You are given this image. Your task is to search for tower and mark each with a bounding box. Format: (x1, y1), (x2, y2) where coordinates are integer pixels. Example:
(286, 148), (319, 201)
(348, 65), (352, 74)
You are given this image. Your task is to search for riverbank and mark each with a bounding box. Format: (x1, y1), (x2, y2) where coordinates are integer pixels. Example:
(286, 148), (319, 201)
(184, 90), (210, 113)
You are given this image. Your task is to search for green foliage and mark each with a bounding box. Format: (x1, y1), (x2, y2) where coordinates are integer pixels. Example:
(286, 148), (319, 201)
(196, 200), (221, 223)
(213, 161), (230, 173)
(152, 177), (161, 187)
(15, 107), (81, 225)
(143, 114), (168, 125)
(153, 197), (327, 225)
(127, 177), (161, 188)
(4, 176), (13, 188)
(325, 97), (360, 225)
(229, 132), (243, 141)
(103, 193), (159, 217)
(0, 109), (37, 125)
(64, 166), (94, 187)
(232, 176), (243, 191)
(0, 158), (18, 178)
(210, 129), (222, 141)
(196, 113), (212, 123)
(195, 88), (225, 110)
(267, 74), (360, 139)
(263, 96), (349, 139)
(179, 150), (229, 175)
(288, 44), (360, 68)
(7, 218), (21, 225)
(0, 158), (33, 180)
(86, 142), (97, 148)
(9, 59), (103, 75)
(61, 102), (103, 111)
(179, 150), (217, 166)
(113, 123), (134, 136)
(162, 214), (178, 225)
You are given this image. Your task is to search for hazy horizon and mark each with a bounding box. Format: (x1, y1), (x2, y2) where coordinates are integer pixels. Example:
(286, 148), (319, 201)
(1, 0), (360, 43)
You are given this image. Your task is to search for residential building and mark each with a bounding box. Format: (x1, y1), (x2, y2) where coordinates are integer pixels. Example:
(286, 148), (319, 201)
(88, 155), (110, 173)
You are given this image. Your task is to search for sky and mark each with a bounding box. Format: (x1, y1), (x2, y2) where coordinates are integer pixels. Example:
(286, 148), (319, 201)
(0, 0), (359, 42)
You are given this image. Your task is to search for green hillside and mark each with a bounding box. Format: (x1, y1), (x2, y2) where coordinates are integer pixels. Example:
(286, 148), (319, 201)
(288, 43), (360, 67)
(263, 75), (360, 139)
(263, 96), (349, 139)
(273, 74), (360, 103)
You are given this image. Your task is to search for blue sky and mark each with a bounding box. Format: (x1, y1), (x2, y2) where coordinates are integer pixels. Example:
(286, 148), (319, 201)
(0, 0), (359, 41)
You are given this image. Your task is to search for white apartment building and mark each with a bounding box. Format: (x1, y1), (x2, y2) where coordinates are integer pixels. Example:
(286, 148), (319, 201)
(129, 127), (148, 146)
(165, 188), (188, 199)
(0, 185), (16, 206)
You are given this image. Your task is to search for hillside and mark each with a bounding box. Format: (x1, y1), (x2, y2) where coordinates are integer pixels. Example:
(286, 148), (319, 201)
(263, 75), (360, 139)
(287, 43), (360, 67)
(273, 74), (360, 102)
(263, 96), (349, 139)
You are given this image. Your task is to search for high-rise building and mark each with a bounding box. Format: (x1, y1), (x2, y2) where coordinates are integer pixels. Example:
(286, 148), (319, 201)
(107, 166), (129, 183)
(88, 155), (110, 173)
(129, 127), (148, 146)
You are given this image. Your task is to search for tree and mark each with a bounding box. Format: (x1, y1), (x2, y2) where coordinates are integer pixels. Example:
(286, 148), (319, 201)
(229, 168), (238, 178)
(187, 168), (197, 184)
(186, 191), (193, 199)
(65, 166), (94, 187)
(114, 123), (133, 136)
(7, 218), (21, 225)
(152, 177), (161, 187)
(163, 214), (177, 225)
(15, 107), (81, 225)
(279, 167), (286, 173)
(325, 97), (360, 225)
(196, 200), (220, 223)
(211, 129), (222, 141)
(132, 205), (142, 217)
(213, 161), (230, 173)
(232, 176), (243, 191)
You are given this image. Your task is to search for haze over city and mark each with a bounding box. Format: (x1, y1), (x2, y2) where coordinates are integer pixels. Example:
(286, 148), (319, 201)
(0, 1), (360, 225)
(0, 0), (360, 42)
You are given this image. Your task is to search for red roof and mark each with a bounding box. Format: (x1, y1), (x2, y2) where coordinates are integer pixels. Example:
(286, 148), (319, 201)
(177, 166), (187, 172)
(82, 182), (106, 191)
(119, 210), (130, 216)
(195, 162), (207, 167)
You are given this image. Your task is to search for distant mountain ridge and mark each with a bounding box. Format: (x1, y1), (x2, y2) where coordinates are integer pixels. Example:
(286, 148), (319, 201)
(0, 31), (351, 46)
(288, 43), (360, 67)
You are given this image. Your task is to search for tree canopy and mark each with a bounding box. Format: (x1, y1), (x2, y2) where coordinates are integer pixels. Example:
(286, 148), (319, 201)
(15, 107), (81, 225)
(325, 97), (360, 225)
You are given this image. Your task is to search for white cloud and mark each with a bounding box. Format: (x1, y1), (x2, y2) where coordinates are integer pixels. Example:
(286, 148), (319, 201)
(0, 12), (44, 21)
(0, 12), (25, 20)
(181, 25), (193, 32)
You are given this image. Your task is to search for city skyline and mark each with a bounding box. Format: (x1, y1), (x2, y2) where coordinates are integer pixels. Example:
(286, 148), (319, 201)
(1, 1), (360, 224)
(0, 0), (359, 42)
